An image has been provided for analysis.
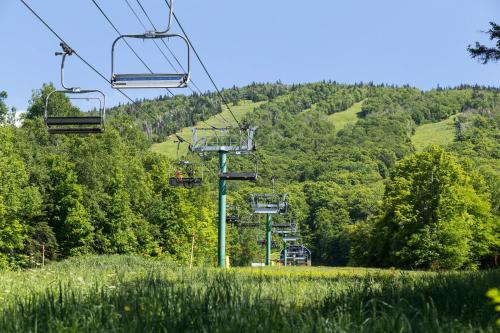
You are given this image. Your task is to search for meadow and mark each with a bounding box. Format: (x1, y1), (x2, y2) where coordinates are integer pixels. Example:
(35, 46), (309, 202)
(0, 255), (498, 332)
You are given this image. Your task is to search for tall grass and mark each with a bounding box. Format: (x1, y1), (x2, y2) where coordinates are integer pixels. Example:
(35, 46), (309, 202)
(0, 255), (498, 332)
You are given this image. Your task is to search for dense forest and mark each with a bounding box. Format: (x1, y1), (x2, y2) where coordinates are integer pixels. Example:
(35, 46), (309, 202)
(0, 82), (498, 270)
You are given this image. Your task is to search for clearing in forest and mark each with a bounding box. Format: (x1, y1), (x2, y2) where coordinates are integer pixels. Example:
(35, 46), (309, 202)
(151, 100), (263, 158)
(327, 100), (364, 132)
(412, 115), (457, 151)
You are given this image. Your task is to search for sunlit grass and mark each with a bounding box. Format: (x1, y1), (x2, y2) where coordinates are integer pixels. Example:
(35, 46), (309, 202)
(328, 100), (364, 133)
(0, 255), (498, 332)
(412, 115), (457, 151)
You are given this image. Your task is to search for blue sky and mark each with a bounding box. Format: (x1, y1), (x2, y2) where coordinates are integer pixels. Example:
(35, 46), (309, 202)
(0, 0), (498, 111)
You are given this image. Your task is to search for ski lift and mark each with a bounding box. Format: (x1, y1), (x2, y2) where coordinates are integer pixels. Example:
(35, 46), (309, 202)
(111, 0), (190, 89)
(251, 193), (287, 214)
(168, 161), (202, 188)
(280, 244), (311, 266)
(45, 43), (105, 134)
(191, 127), (256, 153)
(226, 204), (240, 224)
(272, 221), (297, 235)
(168, 137), (203, 188)
(219, 152), (259, 181)
(237, 215), (261, 228)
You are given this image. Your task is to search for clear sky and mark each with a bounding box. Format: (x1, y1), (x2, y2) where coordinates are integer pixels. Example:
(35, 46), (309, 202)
(0, 0), (498, 112)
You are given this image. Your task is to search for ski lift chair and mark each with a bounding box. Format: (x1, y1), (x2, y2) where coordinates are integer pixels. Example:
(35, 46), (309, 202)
(251, 193), (287, 214)
(111, 0), (190, 89)
(45, 43), (105, 134)
(272, 221), (297, 235)
(218, 152), (259, 181)
(226, 204), (240, 224)
(168, 161), (203, 188)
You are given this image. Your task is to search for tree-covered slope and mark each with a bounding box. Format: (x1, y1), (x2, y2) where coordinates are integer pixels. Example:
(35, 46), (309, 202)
(0, 81), (498, 269)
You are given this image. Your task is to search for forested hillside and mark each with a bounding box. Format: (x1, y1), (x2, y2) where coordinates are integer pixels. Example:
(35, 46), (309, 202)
(0, 82), (498, 269)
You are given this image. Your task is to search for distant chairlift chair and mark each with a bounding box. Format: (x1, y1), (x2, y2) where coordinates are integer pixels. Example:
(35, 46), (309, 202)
(45, 43), (105, 134)
(168, 161), (202, 188)
(111, 0), (190, 89)
(251, 193), (287, 214)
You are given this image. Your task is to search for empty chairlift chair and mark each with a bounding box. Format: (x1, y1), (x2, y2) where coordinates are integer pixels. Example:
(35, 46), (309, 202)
(45, 43), (105, 134)
(219, 152), (259, 181)
(111, 0), (190, 89)
(226, 204), (240, 224)
(280, 244), (312, 266)
(272, 221), (297, 235)
(251, 193), (287, 214)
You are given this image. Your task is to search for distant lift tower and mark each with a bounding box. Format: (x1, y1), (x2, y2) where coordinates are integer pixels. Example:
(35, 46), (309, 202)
(191, 127), (257, 268)
(251, 193), (287, 266)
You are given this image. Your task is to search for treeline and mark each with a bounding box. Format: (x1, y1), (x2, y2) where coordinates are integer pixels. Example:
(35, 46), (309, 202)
(0, 85), (217, 269)
(226, 82), (499, 269)
(0, 81), (498, 270)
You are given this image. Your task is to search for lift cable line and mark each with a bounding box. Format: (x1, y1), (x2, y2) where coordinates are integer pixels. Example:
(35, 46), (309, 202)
(118, 0), (231, 133)
(90, 0), (175, 96)
(134, 0), (204, 94)
(132, 0), (232, 128)
(123, 0), (178, 76)
(18, 0), (146, 114)
(124, 0), (200, 97)
(163, 0), (243, 129)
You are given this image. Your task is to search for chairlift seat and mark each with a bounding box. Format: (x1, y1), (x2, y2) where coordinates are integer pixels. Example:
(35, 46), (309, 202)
(168, 177), (202, 187)
(274, 230), (294, 235)
(112, 73), (188, 89)
(46, 116), (103, 125)
(254, 207), (280, 214)
(272, 223), (293, 228)
(219, 172), (257, 181)
(47, 127), (104, 134)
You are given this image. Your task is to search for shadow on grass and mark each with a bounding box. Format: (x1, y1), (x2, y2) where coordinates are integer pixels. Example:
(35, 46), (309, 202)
(1, 269), (498, 332)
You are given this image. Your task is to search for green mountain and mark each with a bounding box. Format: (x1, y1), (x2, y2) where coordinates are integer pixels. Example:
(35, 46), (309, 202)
(0, 82), (498, 269)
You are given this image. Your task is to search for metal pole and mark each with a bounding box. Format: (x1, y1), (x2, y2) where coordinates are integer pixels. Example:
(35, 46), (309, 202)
(189, 232), (195, 268)
(265, 213), (272, 266)
(283, 240), (287, 267)
(218, 151), (227, 268)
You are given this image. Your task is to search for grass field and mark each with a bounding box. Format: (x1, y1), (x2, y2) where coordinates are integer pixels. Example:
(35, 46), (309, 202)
(328, 101), (364, 133)
(150, 100), (263, 158)
(0, 255), (498, 332)
(412, 115), (457, 151)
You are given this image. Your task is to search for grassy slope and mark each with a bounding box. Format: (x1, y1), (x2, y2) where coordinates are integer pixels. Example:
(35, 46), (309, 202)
(150, 100), (263, 158)
(327, 100), (364, 132)
(412, 115), (456, 151)
(0, 255), (497, 332)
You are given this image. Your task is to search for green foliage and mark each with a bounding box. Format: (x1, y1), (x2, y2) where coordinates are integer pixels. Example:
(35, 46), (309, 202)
(468, 21), (500, 64)
(1, 81), (498, 269)
(486, 288), (500, 326)
(0, 91), (8, 124)
(360, 147), (496, 269)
